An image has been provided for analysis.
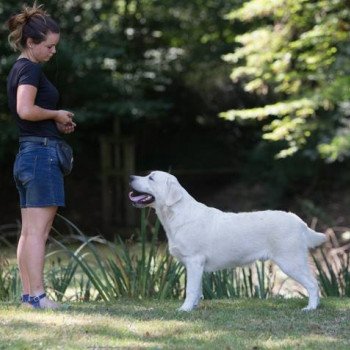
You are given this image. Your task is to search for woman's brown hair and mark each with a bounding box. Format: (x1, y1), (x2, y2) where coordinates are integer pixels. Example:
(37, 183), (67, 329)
(7, 2), (59, 52)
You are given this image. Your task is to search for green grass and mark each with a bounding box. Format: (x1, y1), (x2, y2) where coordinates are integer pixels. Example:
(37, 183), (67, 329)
(0, 298), (349, 349)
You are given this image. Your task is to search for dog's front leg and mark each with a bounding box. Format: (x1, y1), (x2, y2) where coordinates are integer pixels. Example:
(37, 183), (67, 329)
(178, 256), (205, 312)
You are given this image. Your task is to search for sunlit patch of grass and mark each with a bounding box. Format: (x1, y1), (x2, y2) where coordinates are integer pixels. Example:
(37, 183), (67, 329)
(1, 298), (349, 349)
(262, 336), (340, 350)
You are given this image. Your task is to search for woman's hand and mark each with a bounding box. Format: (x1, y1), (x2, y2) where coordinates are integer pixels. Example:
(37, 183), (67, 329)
(56, 120), (76, 134)
(55, 110), (75, 124)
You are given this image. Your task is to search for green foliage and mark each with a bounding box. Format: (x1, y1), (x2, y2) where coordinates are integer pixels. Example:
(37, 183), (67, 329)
(0, 256), (20, 302)
(51, 212), (185, 301)
(45, 256), (79, 302)
(0, 0), (238, 129)
(0, 225), (19, 301)
(221, 0), (350, 161)
(313, 229), (350, 297)
(203, 261), (275, 300)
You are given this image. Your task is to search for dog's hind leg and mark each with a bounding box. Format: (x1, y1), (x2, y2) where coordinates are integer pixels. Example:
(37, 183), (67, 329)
(273, 252), (320, 311)
(178, 256), (205, 312)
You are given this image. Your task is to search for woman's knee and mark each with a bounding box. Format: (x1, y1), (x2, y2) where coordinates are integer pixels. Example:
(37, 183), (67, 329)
(20, 207), (56, 239)
(21, 225), (49, 240)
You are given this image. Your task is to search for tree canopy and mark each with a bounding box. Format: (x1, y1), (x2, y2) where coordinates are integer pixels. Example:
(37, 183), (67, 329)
(0, 0), (239, 157)
(221, 0), (350, 161)
(1, 0), (349, 164)
(1, 0), (350, 229)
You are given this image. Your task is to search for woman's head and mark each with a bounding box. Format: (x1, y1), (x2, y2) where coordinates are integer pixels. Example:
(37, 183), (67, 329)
(7, 2), (60, 62)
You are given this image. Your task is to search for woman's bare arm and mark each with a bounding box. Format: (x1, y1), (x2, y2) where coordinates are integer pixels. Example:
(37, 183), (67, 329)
(17, 84), (74, 124)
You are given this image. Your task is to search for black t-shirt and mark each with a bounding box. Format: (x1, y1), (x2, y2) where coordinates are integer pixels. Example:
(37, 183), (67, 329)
(7, 58), (61, 139)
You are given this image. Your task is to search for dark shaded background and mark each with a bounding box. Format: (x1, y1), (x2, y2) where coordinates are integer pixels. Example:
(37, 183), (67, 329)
(1, 1), (349, 239)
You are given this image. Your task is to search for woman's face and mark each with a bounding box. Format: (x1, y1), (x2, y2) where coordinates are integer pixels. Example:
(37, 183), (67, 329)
(28, 31), (60, 63)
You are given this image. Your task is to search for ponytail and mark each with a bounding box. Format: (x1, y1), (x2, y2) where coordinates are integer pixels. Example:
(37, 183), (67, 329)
(7, 2), (59, 52)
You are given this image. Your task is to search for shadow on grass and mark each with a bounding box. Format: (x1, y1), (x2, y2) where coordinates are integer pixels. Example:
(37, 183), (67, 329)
(1, 298), (349, 349)
(70, 298), (350, 339)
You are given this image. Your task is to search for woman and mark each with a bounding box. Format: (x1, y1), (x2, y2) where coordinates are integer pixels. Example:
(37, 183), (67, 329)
(7, 3), (76, 309)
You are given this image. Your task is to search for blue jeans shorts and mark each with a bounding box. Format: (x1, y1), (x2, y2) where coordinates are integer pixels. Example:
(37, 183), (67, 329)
(13, 140), (65, 208)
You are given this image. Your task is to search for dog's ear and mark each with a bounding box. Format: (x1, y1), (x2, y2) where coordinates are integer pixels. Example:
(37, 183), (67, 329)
(165, 179), (183, 206)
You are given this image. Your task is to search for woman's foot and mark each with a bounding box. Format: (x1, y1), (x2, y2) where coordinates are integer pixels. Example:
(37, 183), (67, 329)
(20, 294), (32, 308)
(37, 296), (60, 309)
(29, 293), (60, 309)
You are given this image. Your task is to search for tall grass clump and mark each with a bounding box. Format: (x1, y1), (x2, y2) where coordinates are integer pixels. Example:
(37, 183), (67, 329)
(313, 228), (350, 297)
(51, 210), (185, 301)
(203, 261), (275, 300)
(0, 223), (21, 301)
(0, 256), (21, 301)
(45, 255), (80, 301)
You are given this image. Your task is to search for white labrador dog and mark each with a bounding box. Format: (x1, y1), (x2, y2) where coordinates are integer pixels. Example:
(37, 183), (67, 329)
(129, 171), (326, 311)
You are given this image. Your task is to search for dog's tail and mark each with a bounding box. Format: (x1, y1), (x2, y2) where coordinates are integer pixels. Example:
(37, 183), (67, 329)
(305, 228), (327, 249)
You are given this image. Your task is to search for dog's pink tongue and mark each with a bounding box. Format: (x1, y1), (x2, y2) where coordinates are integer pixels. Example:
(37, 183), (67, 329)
(129, 192), (147, 202)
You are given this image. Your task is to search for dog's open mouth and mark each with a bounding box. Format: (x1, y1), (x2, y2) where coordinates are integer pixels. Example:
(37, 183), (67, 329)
(129, 190), (155, 206)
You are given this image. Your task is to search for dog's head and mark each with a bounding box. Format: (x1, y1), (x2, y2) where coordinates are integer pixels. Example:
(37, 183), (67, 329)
(129, 171), (183, 208)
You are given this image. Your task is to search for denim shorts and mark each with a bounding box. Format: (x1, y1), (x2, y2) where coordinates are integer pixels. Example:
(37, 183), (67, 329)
(13, 141), (65, 208)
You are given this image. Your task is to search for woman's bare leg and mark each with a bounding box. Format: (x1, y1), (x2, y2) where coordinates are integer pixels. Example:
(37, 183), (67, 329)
(18, 206), (59, 308)
(17, 228), (30, 296)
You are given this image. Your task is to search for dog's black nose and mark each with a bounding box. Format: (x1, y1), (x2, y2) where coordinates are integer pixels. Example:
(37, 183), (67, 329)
(129, 175), (136, 184)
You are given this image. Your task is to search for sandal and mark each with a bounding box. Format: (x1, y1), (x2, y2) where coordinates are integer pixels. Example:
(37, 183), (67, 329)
(29, 293), (46, 308)
(21, 294), (30, 303)
(20, 294), (32, 307)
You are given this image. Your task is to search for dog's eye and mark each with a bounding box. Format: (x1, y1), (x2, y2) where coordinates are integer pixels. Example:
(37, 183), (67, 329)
(149, 175), (154, 181)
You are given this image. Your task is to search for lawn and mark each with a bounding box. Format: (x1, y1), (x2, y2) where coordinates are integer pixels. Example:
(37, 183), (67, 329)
(0, 298), (349, 349)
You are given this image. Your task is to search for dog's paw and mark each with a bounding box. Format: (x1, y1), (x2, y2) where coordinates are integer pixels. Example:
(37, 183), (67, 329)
(301, 305), (317, 312)
(177, 304), (195, 312)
